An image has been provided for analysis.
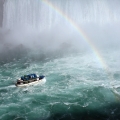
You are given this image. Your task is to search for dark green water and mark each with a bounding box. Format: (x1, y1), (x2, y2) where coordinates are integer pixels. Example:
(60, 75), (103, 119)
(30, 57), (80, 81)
(0, 51), (120, 120)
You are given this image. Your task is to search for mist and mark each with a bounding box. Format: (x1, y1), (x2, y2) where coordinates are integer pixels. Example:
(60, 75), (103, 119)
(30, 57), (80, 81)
(0, 0), (120, 64)
(1, 1), (120, 120)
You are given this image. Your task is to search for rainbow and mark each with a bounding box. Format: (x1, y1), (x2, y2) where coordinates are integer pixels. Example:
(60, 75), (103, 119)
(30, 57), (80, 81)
(42, 0), (108, 70)
(42, 0), (114, 84)
(42, 0), (120, 100)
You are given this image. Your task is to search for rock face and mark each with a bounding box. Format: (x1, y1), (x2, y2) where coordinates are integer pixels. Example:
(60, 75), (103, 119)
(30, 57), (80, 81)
(0, 43), (28, 64)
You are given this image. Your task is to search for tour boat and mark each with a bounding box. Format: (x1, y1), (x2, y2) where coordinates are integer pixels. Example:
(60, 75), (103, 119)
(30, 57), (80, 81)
(15, 74), (46, 87)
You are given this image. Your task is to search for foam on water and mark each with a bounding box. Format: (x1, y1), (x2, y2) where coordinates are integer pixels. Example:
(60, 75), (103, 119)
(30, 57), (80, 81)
(0, 50), (120, 120)
(0, 0), (120, 119)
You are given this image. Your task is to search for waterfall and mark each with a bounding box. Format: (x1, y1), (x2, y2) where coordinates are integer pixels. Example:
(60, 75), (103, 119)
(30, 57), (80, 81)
(2, 0), (120, 31)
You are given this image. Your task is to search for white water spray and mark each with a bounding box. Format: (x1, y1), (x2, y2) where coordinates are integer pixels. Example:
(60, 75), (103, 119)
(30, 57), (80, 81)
(3, 0), (120, 30)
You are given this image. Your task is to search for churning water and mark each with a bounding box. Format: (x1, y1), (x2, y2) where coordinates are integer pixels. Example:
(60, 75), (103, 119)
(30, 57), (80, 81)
(1, 0), (120, 120)
(1, 50), (120, 120)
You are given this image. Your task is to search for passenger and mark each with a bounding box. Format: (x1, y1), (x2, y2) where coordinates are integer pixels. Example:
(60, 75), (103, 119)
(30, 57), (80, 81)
(21, 76), (24, 80)
(37, 75), (39, 78)
(34, 74), (37, 78)
(24, 75), (29, 81)
(17, 78), (23, 84)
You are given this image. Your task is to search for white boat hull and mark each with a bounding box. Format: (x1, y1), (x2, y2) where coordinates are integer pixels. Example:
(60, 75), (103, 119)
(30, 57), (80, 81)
(15, 78), (46, 87)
